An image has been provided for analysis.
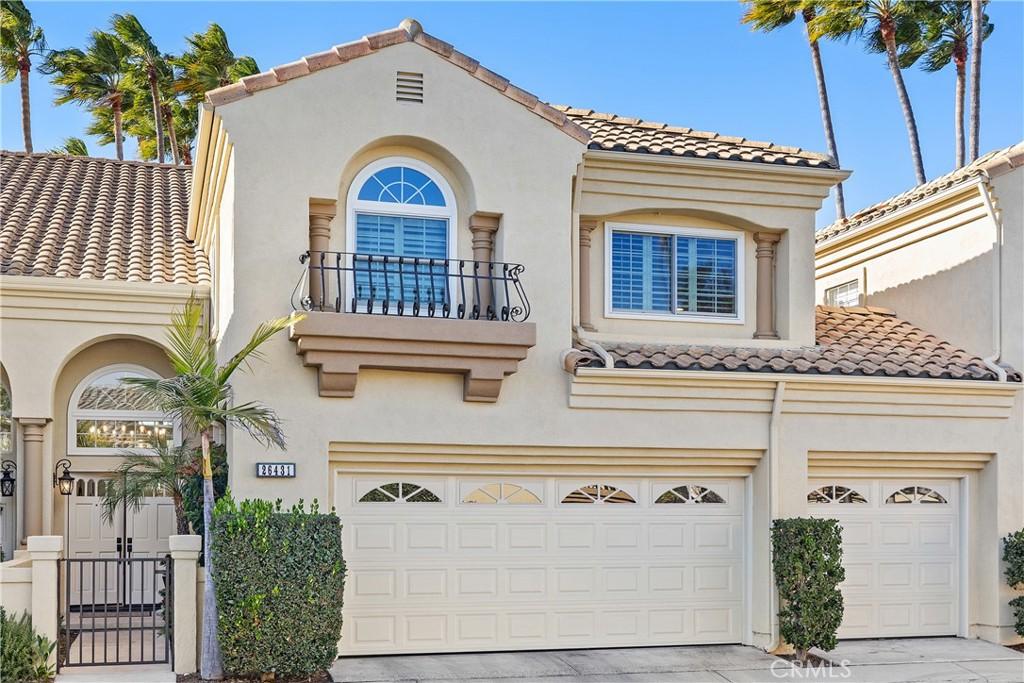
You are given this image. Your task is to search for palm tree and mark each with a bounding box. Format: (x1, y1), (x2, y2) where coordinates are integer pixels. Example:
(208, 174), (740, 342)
(168, 98), (197, 164)
(112, 13), (172, 163)
(904, 2), (992, 168)
(174, 23), (259, 107)
(812, 0), (929, 184)
(0, 0), (46, 153)
(742, 0), (847, 219)
(43, 31), (132, 160)
(49, 137), (89, 156)
(124, 297), (301, 680)
(101, 444), (198, 536)
(968, 0), (986, 160)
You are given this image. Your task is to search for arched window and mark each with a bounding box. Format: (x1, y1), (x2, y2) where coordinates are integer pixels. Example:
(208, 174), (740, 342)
(347, 158), (457, 308)
(0, 381), (11, 458)
(655, 485), (726, 504)
(885, 486), (947, 504)
(68, 365), (176, 455)
(463, 483), (541, 505)
(807, 485), (868, 504)
(561, 484), (636, 504)
(359, 482), (442, 503)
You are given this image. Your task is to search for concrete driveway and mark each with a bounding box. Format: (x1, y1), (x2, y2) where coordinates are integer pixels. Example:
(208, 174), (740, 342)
(330, 639), (1024, 683)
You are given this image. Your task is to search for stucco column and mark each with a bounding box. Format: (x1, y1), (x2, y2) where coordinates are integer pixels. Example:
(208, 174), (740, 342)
(18, 418), (48, 543)
(28, 535), (62, 668)
(579, 220), (598, 331)
(169, 535), (201, 674)
(753, 232), (782, 340)
(469, 213), (500, 318)
(308, 199), (336, 311)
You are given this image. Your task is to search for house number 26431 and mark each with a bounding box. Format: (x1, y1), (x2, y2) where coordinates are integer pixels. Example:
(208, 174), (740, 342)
(256, 462), (296, 478)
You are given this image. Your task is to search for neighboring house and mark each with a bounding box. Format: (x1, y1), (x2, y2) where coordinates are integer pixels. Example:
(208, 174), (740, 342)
(815, 142), (1024, 376)
(1, 19), (1021, 662)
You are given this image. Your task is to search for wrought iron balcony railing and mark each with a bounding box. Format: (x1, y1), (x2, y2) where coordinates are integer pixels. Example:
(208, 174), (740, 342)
(294, 251), (531, 322)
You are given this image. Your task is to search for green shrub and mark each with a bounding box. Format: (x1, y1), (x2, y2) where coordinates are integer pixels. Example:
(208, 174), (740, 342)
(1003, 528), (1024, 637)
(181, 443), (227, 564)
(772, 517), (846, 663)
(0, 607), (56, 682)
(211, 496), (345, 677)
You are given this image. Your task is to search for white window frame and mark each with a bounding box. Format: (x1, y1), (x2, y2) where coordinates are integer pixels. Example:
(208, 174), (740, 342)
(67, 364), (181, 456)
(824, 279), (860, 307)
(345, 157), (459, 312)
(603, 222), (746, 324)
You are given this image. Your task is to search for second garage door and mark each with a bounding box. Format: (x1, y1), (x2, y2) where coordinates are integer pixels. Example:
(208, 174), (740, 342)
(335, 475), (746, 655)
(809, 479), (960, 639)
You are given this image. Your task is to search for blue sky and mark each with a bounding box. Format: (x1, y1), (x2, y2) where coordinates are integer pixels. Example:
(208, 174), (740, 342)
(2, 1), (1022, 228)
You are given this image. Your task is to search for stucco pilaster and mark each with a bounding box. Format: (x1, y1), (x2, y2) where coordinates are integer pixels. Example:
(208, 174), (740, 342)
(579, 220), (598, 332)
(17, 418), (49, 543)
(469, 212), (500, 317)
(308, 198), (337, 310)
(753, 232), (782, 340)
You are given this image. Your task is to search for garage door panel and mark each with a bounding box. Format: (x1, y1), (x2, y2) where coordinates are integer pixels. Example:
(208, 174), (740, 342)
(338, 475), (746, 654)
(810, 478), (959, 639)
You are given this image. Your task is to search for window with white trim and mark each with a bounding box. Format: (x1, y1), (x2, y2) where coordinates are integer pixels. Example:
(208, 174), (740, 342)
(68, 366), (176, 455)
(825, 280), (859, 307)
(0, 382), (11, 457)
(347, 158), (456, 307)
(608, 225), (741, 320)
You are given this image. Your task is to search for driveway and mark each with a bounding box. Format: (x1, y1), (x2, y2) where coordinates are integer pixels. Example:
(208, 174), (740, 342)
(330, 639), (1024, 683)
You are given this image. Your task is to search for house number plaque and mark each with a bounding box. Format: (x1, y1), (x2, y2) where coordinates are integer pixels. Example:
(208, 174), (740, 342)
(256, 462), (296, 478)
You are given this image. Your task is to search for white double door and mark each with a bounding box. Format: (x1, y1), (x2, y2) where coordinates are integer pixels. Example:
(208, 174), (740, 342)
(336, 474), (747, 655)
(810, 478), (960, 638)
(68, 488), (175, 606)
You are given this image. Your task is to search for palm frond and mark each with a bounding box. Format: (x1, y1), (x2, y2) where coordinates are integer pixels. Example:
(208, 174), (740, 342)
(216, 312), (303, 383)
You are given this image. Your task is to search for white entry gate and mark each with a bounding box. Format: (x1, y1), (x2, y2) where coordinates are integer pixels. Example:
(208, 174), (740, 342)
(335, 475), (747, 655)
(809, 479), (960, 638)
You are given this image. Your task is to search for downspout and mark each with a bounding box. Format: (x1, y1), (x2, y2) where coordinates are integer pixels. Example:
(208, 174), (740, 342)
(573, 326), (613, 369)
(767, 380), (786, 652)
(571, 158), (586, 330)
(977, 179), (1007, 382)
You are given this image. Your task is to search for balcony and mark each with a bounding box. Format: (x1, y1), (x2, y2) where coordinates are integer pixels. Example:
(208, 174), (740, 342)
(289, 251), (537, 402)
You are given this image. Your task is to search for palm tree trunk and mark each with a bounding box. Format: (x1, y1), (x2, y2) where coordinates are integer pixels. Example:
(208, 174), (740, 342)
(148, 67), (166, 163)
(19, 61), (32, 153)
(112, 95), (125, 161)
(883, 29), (926, 185)
(955, 60), (966, 169)
(164, 105), (180, 165)
(200, 429), (224, 680)
(806, 33), (846, 219)
(173, 494), (189, 535)
(969, 0), (983, 161)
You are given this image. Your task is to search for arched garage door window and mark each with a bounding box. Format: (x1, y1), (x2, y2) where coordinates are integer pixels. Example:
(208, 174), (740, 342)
(68, 365), (177, 455)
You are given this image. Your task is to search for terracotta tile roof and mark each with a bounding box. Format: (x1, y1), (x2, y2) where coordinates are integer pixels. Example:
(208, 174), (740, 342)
(554, 106), (836, 169)
(0, 151), (209, 285)
(581, 306), (1017, 382)
(816, 142), (1024, 244)
(204, 19), (591, 145)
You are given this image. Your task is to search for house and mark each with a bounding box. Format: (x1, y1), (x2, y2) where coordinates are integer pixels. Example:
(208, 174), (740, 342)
(1, 19), (1021, 662)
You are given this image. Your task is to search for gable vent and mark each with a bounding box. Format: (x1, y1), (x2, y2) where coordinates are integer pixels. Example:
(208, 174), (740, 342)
(396, 71), (424, 103)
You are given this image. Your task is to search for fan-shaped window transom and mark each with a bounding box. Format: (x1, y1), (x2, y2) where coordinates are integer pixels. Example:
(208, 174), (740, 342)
(359, 482), (442, 503)
(463, 483), (541, 505)
(655, 485), (726, 504)
(885, 486), (947, 504)
(808, 485), (868, 504)
(561, 484), (636, 504)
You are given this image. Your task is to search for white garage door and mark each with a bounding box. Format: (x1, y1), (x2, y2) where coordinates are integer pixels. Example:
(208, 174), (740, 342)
(809, 479), (959, 639)
(336, 475), (746, 655)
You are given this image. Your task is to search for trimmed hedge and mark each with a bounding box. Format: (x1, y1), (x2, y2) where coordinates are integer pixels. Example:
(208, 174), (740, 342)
(772, 517), (846, 663)
(211, 497), (345, 677)
(0, 607), (55, 682)
(1003, 528), (1024, 637)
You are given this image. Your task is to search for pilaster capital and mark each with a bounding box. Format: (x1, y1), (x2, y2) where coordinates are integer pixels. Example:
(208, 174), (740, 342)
(17, 417), (49, 439)
(753, 231), (782, 247)
(468, 212), (501, 235)
(308, 198), (337, 220)
(579, 220), (599, 248)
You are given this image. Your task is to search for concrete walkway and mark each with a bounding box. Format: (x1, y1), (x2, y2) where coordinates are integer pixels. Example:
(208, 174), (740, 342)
(331, 640), (1024, 683)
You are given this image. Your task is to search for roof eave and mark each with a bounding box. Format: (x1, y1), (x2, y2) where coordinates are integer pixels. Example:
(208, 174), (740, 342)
(583, 148), (850, 183)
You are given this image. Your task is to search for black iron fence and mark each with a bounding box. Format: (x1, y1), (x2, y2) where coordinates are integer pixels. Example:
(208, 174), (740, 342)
(294, 251), (531, 322)
(57, 556), (172, 670)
